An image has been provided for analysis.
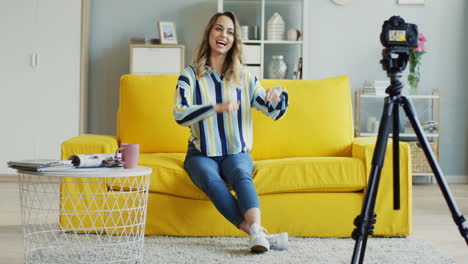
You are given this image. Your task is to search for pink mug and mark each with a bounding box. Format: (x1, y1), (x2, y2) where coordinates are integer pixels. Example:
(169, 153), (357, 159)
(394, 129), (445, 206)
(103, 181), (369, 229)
(115, 143), (140, 169)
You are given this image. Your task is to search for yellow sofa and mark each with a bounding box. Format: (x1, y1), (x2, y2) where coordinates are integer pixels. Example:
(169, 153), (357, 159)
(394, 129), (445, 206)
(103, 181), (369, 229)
(61, 74), (411, 237)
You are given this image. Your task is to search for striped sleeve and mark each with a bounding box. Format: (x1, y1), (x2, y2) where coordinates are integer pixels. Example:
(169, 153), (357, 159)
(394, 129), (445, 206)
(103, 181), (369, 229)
(250, 76), (289, 121)
(173, 69), (215, 126)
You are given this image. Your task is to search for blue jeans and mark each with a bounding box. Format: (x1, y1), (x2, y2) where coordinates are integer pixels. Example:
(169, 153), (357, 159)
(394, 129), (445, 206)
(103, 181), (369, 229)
(184, 142), (260, 228)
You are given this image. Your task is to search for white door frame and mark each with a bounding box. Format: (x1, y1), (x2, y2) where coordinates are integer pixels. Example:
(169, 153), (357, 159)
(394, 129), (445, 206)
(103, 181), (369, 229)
(80, 0), (90, 134)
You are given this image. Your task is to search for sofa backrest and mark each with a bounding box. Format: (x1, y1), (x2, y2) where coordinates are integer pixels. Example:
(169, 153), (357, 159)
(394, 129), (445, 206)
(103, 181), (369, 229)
(250, 76), (354, 160)
(119, 74), (190, 153)
(118, 75), (354, 158)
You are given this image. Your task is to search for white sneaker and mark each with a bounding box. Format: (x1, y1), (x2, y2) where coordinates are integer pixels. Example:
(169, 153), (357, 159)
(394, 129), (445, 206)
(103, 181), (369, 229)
(266, 232), (289, 251)
(249, 223), (270, 253)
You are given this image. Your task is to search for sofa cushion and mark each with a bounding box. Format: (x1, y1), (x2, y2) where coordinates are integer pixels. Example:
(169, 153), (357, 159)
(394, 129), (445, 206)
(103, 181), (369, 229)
(253, 157), (366, 193)
(139, 153), (366, 200)
(138, 153), (207, 199)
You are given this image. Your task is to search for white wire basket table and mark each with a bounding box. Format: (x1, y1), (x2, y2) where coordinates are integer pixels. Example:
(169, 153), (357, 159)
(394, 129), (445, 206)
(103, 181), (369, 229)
(16, 166), (152, 264)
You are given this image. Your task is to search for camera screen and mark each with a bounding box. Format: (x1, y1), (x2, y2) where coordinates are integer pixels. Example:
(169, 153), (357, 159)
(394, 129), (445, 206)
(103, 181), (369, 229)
(389, 30), (407, 42)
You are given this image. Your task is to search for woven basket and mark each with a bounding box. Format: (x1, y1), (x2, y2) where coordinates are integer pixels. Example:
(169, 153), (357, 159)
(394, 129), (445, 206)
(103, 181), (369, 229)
(409, 141), (439, 173)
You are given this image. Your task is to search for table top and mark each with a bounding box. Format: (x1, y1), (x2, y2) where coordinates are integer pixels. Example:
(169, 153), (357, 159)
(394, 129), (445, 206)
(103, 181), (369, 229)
(17, 166), (152, 178)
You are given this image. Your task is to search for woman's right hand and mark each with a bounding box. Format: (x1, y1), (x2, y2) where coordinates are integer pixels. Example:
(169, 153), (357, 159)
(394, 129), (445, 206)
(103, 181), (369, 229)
(214, 101), (240, 113)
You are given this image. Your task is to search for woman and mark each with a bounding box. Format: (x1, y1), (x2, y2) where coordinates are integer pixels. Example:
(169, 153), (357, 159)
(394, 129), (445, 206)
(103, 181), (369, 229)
(173, 11), (289, 253)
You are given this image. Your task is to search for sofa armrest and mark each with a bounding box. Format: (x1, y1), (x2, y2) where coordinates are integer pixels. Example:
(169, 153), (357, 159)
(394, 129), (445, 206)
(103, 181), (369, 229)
(61, 134), (120, 160)
(60, 134), (119, 233)
(352, 136), (412, 236)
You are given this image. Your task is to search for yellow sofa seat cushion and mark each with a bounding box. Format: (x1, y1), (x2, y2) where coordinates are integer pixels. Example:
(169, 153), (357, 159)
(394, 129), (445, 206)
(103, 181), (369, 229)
(139, 153), (366, 200)
(253, 157), (366, 193)
(138, 153), (206, 199)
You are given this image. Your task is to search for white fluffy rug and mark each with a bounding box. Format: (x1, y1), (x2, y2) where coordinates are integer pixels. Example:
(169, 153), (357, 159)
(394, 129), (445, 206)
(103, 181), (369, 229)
(143, 236), (455, 264)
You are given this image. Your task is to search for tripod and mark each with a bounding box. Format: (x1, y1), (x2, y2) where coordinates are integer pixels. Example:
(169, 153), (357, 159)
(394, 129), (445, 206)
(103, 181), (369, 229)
(350, 49), (468, 264)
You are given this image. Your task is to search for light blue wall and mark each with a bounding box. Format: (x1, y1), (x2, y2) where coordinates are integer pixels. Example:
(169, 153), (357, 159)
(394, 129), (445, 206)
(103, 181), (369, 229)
(307, 0), (468, 177)
(88, 0), (216, 134)
(88, 0), (467, 177)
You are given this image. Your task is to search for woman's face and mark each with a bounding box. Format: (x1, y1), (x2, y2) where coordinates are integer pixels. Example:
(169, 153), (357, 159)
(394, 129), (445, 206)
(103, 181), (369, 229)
(209, 15), (235, 56)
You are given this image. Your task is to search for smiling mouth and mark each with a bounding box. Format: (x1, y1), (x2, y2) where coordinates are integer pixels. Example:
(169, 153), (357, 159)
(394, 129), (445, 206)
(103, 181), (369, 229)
(216, 40), (227, 46)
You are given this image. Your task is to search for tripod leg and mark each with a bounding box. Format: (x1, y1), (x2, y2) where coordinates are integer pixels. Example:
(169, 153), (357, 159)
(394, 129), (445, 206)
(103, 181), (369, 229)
(401, 96), (468, 245)
(352, 98), (395, 264)
(392, 102), (401, 210)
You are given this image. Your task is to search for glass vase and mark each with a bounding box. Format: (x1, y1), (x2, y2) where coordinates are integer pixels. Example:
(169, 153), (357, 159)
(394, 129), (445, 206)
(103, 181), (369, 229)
(269, 55), (287, 79)
(408, 51), (423, 94)
(408, 67), (420, 94)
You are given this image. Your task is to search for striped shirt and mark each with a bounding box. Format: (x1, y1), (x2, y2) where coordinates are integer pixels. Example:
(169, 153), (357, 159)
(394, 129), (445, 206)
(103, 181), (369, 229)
(174, 66), (289, 157)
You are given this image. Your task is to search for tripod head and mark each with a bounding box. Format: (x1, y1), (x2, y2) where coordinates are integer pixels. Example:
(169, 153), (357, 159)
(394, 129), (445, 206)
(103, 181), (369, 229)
(380, 47), (409, 74)
(379, 16), (418, 96)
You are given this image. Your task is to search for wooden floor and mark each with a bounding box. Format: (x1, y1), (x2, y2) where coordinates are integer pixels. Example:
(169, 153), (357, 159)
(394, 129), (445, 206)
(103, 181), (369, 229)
(411, 183), (468, 263)
(0, 180), (467, 263)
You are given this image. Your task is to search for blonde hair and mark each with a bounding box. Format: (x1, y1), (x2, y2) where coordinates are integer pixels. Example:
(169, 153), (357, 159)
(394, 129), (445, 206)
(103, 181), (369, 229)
(192, 12), (243, 85)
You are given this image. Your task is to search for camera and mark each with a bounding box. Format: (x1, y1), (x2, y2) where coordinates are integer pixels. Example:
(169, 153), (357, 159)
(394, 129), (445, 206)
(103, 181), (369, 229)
(380, 16), (418, 74)
(380, 16), (418, 48)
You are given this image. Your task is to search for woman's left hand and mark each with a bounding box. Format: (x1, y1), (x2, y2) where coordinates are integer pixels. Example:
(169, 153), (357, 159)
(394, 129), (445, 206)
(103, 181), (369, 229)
(265, 88), (280, 103)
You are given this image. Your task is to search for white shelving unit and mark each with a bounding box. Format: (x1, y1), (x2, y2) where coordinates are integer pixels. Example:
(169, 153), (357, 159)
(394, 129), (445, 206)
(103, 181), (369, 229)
(218, 0), (309, 79)
(354, 88), (441, 183)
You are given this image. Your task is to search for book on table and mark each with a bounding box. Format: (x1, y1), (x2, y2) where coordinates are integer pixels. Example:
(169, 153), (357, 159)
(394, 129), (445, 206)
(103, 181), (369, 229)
(7, 159), (74, 172)
(8, 154), (124, 172)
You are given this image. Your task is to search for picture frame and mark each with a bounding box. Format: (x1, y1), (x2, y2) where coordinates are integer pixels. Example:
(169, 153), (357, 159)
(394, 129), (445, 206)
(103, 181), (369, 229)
(158, 21), (177, 44)
(398, 0), (424, 4)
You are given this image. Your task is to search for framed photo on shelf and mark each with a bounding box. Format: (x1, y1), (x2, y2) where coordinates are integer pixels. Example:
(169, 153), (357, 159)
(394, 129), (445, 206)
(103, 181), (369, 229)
(158, 21), (177, 44)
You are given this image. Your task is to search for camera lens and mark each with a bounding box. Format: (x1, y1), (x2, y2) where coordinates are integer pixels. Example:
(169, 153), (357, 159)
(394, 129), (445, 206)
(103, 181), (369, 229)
(392, 17), (404, 27)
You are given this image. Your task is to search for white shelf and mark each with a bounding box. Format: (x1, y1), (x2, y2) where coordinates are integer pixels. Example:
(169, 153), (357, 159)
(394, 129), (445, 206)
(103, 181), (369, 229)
(355, 88), (441, 182)
(359, 132), (439, 138)
(413, 173), (435, 184)
(224, 0), (262, 4)
(263, 40), (303, 44)
(224, 0), (302, 4)
(242, 40), (262, 44)
(360, 94), (440, 99)
(219, 0), (307, 79)
(243, 40), (303, 44)
(265, 0), (302, 3)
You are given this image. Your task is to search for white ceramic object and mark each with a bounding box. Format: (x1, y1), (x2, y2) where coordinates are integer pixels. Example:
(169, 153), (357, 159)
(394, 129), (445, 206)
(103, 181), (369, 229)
(241, 25), (249, 40)
(267, 13), (285, 41)
(366, 117), (380, 133)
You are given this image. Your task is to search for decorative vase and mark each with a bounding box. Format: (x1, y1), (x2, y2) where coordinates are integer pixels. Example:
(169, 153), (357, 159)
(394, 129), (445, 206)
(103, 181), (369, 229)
(269, 55), (287, 79)
(267, 13), (285, 40)
(240, 25), (249, 40)
(408, 52), (422, 94)
(287, 29), (301, 41)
